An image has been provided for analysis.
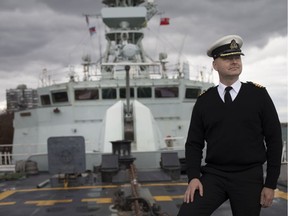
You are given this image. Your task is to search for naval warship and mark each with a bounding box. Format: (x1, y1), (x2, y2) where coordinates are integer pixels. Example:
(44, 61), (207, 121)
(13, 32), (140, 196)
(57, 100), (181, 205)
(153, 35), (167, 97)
(0, 0), (287, 215)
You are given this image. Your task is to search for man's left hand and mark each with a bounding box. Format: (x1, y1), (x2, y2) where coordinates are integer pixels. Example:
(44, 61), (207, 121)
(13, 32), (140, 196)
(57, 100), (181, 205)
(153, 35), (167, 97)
(260, 187), (275, 208)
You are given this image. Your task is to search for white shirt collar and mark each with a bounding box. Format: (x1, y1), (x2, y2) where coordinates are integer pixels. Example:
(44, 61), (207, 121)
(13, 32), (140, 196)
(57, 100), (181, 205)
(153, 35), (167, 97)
(218, 80), (242, 101)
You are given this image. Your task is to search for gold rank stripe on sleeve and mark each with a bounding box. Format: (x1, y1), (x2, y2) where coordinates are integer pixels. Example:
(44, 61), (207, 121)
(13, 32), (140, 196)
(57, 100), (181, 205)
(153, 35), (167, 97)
(247, 81), (265, 88)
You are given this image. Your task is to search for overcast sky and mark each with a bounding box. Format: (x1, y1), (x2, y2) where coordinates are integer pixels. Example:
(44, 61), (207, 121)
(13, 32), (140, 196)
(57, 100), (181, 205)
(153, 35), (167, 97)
(0, 0), (287, 122)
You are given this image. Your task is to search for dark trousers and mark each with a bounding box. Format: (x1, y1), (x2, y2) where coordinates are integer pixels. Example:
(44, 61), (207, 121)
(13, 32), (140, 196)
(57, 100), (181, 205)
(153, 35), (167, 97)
(177, 166), (263, 216)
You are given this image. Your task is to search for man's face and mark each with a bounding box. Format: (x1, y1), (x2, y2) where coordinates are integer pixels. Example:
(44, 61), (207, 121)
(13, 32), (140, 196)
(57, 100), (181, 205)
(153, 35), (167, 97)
(213, 55), (243, 79)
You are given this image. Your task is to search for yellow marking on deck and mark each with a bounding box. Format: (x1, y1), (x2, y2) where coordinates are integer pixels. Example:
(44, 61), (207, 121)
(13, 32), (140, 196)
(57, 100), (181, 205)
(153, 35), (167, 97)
(154, 196), (173, 201)
(275, 189), (288, 200)
(19, 185), (116, 192)
(0, 181), (286, 207)
(82, 198), (112, 204)
(25, 199), (72, 206)
(1, 182), (187, 195)
(18, 185), (118, 193)
(143, 183), (188, 187)
(153, 195), (184, 201)
(0, 202), (16, 205)
(0, 190), (16, 200)
(169, 195), (184, 199)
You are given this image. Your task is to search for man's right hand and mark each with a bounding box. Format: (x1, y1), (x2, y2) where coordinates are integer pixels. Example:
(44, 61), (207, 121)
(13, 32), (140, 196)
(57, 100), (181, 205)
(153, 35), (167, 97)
(184, 178), (203, 203)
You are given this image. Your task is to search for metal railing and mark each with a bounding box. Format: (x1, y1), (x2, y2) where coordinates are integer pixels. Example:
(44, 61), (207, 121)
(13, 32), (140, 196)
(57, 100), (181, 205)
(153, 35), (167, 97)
(0, 139), (287, 166)
(0, 149), (15, 172)
(0, 152), (12, 165)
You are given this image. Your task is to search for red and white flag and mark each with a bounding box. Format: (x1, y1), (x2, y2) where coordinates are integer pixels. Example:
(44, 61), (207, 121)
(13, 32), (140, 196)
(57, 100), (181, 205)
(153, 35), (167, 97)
(160, 17), (170, 25)
(89, 26), (96, 36)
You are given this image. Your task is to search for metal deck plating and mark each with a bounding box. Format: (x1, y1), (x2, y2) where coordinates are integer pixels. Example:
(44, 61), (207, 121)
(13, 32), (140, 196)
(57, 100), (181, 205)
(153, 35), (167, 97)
(0, 173), (287, 216)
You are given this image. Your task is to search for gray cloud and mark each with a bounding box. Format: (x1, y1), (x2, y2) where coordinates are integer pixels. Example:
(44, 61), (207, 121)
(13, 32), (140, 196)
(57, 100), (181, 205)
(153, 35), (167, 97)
(0, 0), (286, 62)
(37, 0), (102, 15)
(0, 0), (287, 120)
(157, 0), (287, 53)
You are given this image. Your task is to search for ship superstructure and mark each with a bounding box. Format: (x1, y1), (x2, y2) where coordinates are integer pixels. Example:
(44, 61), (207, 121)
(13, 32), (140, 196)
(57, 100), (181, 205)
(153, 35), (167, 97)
(1, 1), (287, 216)
(12, 0), (213, 170)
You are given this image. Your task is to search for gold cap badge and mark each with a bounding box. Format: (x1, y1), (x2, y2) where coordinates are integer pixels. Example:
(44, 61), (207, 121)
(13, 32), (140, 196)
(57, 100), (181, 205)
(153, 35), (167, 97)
(230, 39), (238, 49)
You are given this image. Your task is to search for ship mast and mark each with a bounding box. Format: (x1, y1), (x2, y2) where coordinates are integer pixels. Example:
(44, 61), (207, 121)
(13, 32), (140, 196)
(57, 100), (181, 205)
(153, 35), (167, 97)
(101, 0), (157, 72)
(101, 0), (158, 141)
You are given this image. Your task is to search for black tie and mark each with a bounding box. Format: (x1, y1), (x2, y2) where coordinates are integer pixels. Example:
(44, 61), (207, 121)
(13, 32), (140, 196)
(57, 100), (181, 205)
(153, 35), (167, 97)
(225, 86), (233, 104)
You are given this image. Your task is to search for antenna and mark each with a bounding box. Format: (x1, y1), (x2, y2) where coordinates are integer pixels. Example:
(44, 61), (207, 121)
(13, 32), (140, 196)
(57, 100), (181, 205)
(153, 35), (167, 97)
(82, 54), (91, 81)
(177, 34), (188, 68)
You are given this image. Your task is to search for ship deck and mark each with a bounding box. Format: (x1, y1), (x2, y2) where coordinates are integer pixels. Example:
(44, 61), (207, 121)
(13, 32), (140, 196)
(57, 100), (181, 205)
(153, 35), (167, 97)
(0, 172), (287, 216)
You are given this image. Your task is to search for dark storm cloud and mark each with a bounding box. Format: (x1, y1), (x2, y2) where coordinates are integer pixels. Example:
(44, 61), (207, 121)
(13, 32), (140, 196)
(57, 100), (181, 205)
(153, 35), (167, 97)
(0, 0), (87, 72)
(0, 0), (286, 71)
(0, 0), (37, 11)
(37, 0), (102, 15)
(1, 0), (286, 61)
(156, 0), (287, 54)
(0, 0), (48, 60)
(0, 0), (286, 120)
(33, 0), (288, 49)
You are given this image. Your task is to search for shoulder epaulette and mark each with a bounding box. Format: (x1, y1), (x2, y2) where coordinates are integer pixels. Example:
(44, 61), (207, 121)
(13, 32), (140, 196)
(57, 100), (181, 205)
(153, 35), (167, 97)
(247, 81), (265, 88)
(198, 86), (214, 97)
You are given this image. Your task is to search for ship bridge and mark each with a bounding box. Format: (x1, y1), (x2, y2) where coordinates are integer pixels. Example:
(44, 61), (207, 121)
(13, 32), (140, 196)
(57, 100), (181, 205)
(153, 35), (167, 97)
(102, 0), (145, 7)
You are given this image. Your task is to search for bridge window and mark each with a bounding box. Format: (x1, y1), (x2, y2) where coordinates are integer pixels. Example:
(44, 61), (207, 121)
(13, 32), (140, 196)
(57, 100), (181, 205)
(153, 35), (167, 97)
(102, 88), (117, 99)
(120, 88), (134, 99)
(75, 89), (99, 100)
(185, 88), (201, 99)
(52, 92), (68, 103)
(40, 95), (51, 105)
(137, 87), (152, 98)
(155, 87), (178, 98)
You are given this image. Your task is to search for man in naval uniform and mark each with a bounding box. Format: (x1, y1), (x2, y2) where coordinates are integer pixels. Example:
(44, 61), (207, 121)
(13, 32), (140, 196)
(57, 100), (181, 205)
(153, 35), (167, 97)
(178, 35), (282, 216)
